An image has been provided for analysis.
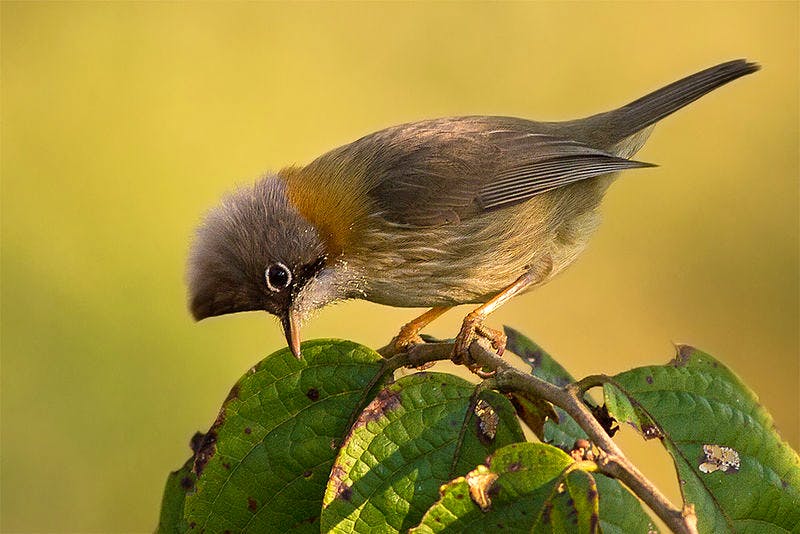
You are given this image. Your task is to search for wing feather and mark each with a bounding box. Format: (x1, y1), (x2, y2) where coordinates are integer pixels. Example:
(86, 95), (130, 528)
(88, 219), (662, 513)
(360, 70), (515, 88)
(478, 154), (654, 210)
(346, 116), (654, 227)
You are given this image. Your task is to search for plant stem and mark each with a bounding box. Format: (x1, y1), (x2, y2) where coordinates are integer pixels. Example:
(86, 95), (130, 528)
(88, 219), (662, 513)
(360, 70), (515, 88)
(575, 374), (610, 396)
(379, 338), (698, 534)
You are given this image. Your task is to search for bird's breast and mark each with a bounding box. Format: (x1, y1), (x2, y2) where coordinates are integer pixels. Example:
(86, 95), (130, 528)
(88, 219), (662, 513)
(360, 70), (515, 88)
(347, 179), (611, 308)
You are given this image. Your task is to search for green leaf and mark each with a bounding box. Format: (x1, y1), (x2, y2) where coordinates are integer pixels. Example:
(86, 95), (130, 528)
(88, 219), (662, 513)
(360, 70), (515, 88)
(603, 345), (800, 533)
(411, 442), (597, 533)
(603, 382), (661, 440)
(156, 457), (195, 534)
(182, 340), (386, 533)
(594, 474), (657, 534)
(504, 326), (588, 449)
(321, 372), (525, 533)
(534, 468), (598, 533)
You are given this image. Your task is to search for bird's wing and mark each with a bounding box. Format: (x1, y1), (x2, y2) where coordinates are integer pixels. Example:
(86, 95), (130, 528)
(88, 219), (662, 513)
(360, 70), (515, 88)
(354, 116), (653, 227)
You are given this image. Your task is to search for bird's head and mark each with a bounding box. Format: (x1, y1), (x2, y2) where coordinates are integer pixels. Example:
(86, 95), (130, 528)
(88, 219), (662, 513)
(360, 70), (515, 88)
(187, 174), (336, 358)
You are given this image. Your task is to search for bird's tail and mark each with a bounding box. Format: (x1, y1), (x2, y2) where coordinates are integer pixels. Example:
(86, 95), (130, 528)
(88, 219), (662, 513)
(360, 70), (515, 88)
(577, 59), (760, 148)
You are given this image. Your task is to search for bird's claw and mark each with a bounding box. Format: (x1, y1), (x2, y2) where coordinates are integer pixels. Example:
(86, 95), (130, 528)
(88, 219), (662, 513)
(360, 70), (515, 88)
(452, 313), (507, 376)
(390, 332), (424, 353)
(385, 328), (436, 369)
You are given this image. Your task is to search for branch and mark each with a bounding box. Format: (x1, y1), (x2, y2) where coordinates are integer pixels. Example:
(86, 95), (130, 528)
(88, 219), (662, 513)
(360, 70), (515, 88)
(378, 338), (698, 534)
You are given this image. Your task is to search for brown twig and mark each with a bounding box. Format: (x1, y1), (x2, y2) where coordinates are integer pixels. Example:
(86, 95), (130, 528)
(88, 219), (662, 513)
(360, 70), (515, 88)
(575, 373), (611, 396)
(377, 338), (698, 534)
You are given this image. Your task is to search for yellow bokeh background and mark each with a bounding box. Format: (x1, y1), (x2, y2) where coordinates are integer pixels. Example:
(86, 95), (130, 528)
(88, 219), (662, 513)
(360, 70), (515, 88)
(2, 2), (797, 531)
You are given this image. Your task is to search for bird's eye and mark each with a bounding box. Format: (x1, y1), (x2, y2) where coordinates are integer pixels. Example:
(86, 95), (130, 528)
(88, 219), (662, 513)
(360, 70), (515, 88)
(265, 263), (292, 292)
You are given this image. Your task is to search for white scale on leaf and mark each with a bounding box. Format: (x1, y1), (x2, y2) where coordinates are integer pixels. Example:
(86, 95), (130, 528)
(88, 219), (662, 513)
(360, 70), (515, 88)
(698, 444), (741, 474)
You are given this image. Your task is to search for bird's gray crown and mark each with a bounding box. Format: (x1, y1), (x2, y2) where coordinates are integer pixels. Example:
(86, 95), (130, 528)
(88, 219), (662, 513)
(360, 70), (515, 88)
(187, 174), (326, 320)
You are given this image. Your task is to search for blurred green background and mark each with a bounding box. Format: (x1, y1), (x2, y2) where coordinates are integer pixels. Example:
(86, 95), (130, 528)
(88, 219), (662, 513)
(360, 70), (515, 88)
(2, 2), (797, 532)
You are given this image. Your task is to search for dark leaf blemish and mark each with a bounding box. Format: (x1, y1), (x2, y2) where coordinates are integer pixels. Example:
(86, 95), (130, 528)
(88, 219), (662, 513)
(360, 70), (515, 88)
(355, 387), (401, 427)
(507, 461), (522, 472)
(224, 383), (240, 403)
(328, 464), (353, 502)
(670, 345), (694, 367)
(193, 430), (218, 477)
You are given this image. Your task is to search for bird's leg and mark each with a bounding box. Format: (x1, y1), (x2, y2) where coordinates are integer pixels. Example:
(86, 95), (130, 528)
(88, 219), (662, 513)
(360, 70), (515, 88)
(453, 258), (553, 373)
(391, 306), (452, 352)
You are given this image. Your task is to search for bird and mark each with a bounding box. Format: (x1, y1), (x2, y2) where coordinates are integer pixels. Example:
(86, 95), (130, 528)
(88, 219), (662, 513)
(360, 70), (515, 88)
(187, 59), (759, 364)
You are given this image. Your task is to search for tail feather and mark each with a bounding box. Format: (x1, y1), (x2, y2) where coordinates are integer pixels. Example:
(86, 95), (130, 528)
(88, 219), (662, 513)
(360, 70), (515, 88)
(577, 59), (759, 148)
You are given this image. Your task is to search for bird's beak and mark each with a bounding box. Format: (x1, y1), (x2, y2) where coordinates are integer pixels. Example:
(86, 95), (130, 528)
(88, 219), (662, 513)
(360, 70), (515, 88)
(281, 309), (302, 359)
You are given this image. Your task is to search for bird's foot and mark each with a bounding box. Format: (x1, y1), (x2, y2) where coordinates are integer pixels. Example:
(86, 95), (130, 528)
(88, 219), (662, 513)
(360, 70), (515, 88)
(452, 312), (507, 377)
(382, 324), (436, 369)
(390, 324), (425, 353)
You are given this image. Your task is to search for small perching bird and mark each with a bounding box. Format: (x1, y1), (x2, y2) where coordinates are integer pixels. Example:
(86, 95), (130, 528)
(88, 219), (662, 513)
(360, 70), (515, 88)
(188, 59), (759, 365)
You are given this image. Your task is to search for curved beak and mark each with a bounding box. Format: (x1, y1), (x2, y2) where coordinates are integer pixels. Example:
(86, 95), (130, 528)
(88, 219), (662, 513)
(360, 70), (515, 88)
(281, 309), (302, 359)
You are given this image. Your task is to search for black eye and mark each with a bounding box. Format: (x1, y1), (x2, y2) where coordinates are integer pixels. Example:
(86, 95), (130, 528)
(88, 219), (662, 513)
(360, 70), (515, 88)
(265, 263), (292, 292)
